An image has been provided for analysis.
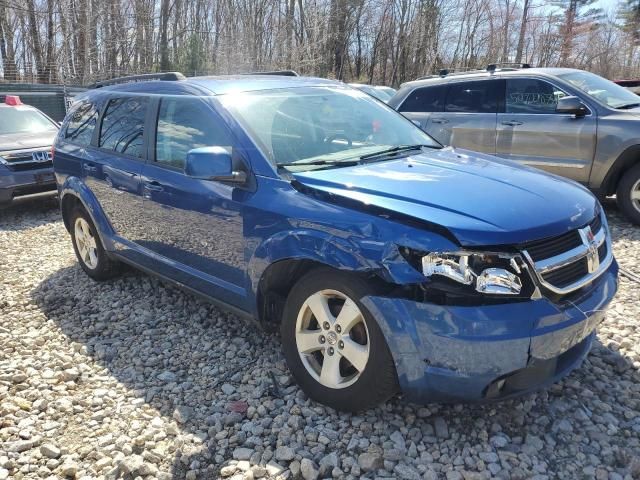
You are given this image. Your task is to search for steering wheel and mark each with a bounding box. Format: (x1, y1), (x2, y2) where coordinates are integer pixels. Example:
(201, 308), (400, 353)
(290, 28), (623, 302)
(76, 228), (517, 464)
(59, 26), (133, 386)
(324, 134), (352, 147)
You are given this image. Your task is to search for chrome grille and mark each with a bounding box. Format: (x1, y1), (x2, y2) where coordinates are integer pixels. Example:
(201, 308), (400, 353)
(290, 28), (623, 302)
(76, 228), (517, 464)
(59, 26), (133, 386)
(0, 150), (52, 171)
(522, 213), (612, 295)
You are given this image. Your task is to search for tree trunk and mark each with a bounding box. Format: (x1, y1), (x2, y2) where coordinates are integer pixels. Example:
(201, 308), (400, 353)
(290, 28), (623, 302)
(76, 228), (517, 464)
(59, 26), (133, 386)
(514, 0), (530, 63)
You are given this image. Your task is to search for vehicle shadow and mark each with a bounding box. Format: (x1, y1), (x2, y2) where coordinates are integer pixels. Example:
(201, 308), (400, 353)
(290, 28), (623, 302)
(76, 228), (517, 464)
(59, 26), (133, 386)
(30, 263), (639, 479)
(0, 196), (60, 232)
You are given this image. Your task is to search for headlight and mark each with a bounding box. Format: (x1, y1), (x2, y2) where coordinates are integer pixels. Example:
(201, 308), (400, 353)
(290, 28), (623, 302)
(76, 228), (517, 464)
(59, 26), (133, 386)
(421, 252), (523, 295)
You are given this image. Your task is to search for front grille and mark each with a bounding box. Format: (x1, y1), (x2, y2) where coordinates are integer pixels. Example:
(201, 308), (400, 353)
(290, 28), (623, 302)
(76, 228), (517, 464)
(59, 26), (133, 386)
(522, 213), (609, 294)
(1, 150), (52, 171)
(523, 231), (582, 262)
(521, 215), (603, 262)
(542, 258), (589, 288)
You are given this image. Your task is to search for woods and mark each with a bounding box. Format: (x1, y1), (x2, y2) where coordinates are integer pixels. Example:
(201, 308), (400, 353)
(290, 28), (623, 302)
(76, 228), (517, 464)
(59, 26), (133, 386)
(0, 0), (639, 86)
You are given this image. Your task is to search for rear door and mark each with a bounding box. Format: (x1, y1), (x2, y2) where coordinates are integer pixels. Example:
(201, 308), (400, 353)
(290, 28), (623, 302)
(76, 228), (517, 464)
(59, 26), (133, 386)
(397, 84), (447, 132)
(84, 95), (148, 244)
(428, 79), (502, 154)
(496, 77), (596, 182)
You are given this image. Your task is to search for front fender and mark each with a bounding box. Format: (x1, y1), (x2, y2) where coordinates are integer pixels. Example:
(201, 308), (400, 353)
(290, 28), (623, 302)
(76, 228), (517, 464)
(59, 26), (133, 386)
(247, 228), (377, 294)
(60, 176), (116, 250)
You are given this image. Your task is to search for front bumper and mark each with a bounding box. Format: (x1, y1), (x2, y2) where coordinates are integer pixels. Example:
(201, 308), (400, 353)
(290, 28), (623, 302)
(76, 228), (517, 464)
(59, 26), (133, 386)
(362, 259), (618, 403)
(0, 165), (57, 205)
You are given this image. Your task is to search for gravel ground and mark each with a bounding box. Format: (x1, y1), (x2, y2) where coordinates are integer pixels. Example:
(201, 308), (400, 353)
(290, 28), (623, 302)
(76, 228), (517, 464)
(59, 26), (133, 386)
(1, 199), (639, 480)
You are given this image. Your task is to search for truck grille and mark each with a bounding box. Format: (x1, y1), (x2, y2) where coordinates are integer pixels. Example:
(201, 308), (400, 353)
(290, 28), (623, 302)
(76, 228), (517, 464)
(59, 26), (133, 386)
(0, 150), (52, 171)
(521, 213), (611, 294)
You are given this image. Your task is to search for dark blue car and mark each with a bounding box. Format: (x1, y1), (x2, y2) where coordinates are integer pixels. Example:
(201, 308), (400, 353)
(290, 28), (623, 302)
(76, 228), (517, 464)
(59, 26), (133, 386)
(0, 96), (58, 206)
(53, 73), (618, 411)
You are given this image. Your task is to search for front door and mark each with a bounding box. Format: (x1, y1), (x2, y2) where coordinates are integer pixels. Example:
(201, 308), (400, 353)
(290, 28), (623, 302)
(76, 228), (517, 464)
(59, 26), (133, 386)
(428, 79), (501, 154)
(496, 78), (596, 183)
(138, 97), (247, 308)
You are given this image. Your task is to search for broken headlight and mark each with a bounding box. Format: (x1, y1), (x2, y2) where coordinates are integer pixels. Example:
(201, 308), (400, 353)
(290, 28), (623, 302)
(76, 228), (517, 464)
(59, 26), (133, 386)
(421, 252), (523, 295)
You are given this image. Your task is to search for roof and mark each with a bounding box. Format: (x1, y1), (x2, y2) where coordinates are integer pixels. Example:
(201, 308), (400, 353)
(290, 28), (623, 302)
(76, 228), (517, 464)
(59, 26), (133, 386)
(400, 67), (583, 89)
(95, 75), (342, 96)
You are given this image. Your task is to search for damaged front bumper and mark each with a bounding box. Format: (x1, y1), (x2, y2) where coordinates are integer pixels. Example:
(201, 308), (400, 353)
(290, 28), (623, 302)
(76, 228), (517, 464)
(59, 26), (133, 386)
(362, 259), (618, 403)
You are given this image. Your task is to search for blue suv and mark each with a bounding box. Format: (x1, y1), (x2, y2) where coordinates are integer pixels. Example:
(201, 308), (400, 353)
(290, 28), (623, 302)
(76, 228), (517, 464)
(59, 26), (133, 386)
(53, 72), (618, 411)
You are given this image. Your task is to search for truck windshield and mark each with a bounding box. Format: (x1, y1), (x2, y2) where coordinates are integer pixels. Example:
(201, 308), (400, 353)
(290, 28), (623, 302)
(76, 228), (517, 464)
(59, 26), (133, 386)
(558, 71), (640, 109)
(0, 107), (58, 135)
(219, 86), (439, 170)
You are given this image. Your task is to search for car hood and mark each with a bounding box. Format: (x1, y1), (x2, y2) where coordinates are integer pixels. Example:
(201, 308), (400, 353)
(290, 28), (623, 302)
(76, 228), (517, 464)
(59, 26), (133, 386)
(292, 147), (599, 246)
(0, 131), (57, 153)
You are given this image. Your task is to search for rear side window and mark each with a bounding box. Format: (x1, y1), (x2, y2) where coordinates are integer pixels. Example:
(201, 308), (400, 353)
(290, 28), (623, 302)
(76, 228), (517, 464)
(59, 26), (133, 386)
(506, 78), (568, 114)
(399, 85), (446, 112)
(64, 102), (98, 146)
(155, 98), (232, 169)
(445, 80), (499, 113)
(99, 97), (148, 158)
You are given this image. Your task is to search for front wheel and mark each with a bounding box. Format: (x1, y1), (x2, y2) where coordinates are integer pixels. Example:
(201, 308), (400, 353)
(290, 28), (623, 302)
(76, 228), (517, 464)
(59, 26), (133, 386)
(617, 163), (640, 225)
(281, 269), (398, 411)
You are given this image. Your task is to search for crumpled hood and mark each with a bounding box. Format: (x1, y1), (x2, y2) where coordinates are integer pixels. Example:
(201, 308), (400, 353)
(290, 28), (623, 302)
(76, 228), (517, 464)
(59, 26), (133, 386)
(293, 147), (599, 246)
(0, 132), (57, 153)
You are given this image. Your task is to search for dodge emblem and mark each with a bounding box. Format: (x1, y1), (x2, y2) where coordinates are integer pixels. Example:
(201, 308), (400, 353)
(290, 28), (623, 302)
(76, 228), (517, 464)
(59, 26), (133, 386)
(579, 226), (599, 274)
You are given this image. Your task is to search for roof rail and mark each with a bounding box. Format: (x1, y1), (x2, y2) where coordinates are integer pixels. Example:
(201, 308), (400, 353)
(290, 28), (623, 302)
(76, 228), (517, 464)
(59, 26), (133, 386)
(486, 63), (531, 72)
(243, 70), (299, 77)
(91, 72), (186, 89)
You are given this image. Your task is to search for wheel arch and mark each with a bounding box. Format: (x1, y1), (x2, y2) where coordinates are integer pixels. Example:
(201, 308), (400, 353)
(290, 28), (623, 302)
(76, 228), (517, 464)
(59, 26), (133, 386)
(59, 176), (115, 250)
(601, 145), (640, 196)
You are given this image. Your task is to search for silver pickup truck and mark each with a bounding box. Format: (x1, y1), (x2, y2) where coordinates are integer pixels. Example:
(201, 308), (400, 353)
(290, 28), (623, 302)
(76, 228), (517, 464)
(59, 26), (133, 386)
(389, 65), (640, 225)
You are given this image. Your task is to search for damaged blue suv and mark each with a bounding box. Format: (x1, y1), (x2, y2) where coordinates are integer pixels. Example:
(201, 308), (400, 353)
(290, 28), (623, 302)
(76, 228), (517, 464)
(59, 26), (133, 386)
(53, 73), (618, 411)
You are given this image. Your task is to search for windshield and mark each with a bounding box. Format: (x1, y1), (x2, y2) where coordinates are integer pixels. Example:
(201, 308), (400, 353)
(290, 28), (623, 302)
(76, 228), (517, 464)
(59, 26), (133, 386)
(219, 86), (438, 170)
(558, 71), (640, 109)
(0, 107), (57, 135)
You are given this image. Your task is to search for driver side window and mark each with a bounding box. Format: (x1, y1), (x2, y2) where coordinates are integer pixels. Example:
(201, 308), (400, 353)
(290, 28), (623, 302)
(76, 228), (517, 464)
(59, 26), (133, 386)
(155, 98), (232, 170)
(506, 79), (569, 114)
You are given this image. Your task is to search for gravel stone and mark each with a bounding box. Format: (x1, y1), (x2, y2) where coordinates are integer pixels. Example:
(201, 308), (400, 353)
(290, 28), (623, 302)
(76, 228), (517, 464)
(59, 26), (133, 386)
(40, 443), (61, 459)
(434, 417), (449, 439)
(358, 452), (384, 472)
(1, 201), (639, 479)
(300, 458), (319, 480)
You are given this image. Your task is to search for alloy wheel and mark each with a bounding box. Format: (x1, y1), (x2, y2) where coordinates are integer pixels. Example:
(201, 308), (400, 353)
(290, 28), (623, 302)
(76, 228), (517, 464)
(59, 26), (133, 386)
(74, 217), (99, 269)
(631, 178), (640, 213)
(295, 289), (370, 389)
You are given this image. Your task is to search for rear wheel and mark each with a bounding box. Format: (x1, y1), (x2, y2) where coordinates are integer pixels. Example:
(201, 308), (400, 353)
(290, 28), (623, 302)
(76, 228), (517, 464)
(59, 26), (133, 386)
(617, 163), (640, 225)
(281, 269), (398, 411)
(70, 207), (121, 280)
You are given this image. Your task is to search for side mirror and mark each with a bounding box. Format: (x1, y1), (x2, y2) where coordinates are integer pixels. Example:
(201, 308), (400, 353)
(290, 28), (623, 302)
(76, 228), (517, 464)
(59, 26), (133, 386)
(185, 147), (247, 183)
(556, 96), (588, 117)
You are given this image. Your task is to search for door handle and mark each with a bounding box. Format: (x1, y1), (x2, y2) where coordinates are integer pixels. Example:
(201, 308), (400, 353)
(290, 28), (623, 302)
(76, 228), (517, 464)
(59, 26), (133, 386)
(83, 162), (97, 172)
(144, 181), (164, 192)
(501, 120), (523, 126)
(431, 118), (449, 124)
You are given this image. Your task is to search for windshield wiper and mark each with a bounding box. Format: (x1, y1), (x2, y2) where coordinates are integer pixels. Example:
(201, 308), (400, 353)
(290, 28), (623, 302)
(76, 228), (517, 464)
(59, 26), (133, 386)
(616, 103), (640, 110)
(359, 144), (430, 161)
(277, 158), (360, 169)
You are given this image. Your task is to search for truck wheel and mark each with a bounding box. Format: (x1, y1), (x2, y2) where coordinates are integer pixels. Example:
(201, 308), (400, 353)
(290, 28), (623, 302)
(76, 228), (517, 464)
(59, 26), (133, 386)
(617, 163), (640, 225)
(70, 207), (121, 281)
(280, 268), (398, 411)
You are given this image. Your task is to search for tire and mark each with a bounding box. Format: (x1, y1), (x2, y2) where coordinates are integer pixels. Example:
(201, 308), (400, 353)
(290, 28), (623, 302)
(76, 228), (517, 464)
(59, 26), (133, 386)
(281, 268), (398, 411)
(69, 207), (121, 281)
(616, 163), (640, 226)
